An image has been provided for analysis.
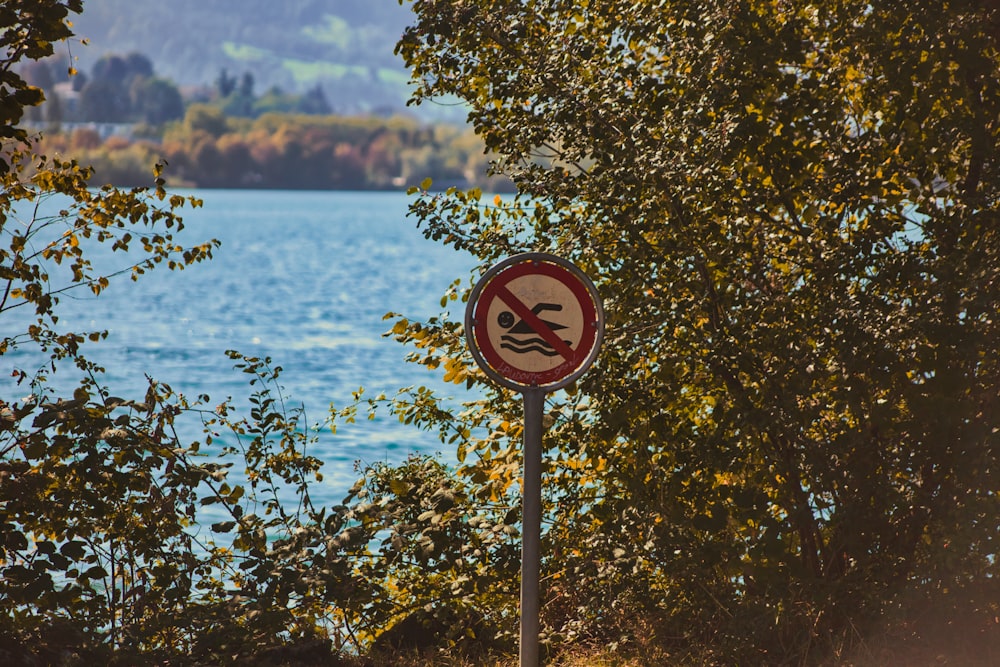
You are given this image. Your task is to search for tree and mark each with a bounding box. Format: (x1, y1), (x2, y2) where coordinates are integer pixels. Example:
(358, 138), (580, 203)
(0, 0), (82, 173)
(131, 76), (184, 125)
(180, 102), (229, 137)
(393, 0), (1000, 662)
(80, 51), (169, 124)
(1, 8), (222, 647)
(122, 51), (154, 81)
(90, 53), (129, 84)
(299, 84), (332, 115)
(215, 67), (236, 98)
(238, 71), (255, 99)
(3, 4), (520, 662)
(219, 71), (257, 118)
(78, 77), (132, 122)
(2, 5), (359, 663)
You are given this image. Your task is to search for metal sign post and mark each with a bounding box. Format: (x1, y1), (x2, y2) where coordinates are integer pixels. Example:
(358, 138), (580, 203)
(520, 387), (545, 667)
(465, 253), (604, 667)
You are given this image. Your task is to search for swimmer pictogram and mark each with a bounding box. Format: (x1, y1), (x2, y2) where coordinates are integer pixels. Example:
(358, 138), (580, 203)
(499, 303), (571, 357)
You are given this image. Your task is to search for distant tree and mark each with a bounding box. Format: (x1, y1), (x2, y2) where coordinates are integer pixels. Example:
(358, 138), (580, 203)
(122, 51), (154, 81)
(92, 52), (152, 86)
(81, 51), (166, 123)
(78, 78), (131, 122)
(214, 72), (257, 118)
(19, 61), (55, 123)
(363, 130), (403, 187)
(331, 142), (367, 188)
(239, 71), (255, 98)
(70, 126), (102, 150)
(298, 84), (332, 115)
(180, 103), (229, 137)
(90, 53), (129, 84)
(248, 84), (333, 117)
(215, 67), (236, 98)
(130, 76), (183, 125)
(251, 85), (298, 116)
(219, 96), (249, 118)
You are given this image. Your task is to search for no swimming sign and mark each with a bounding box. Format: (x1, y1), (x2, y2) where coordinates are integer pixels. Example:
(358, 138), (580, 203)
(465, 253), (604, 391)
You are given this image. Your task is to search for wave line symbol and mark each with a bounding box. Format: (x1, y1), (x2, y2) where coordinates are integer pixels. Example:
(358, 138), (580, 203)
(500, 335), (573, 356)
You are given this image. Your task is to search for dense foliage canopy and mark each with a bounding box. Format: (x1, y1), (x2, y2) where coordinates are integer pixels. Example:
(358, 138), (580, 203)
(390, 0), (1000, 662)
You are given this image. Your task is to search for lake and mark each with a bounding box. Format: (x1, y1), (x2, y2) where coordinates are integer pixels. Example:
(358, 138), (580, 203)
(2, 189), (479, 503)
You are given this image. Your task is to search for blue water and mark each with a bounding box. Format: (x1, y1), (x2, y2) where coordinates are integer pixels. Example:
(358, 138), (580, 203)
(3, 189), (478, 503)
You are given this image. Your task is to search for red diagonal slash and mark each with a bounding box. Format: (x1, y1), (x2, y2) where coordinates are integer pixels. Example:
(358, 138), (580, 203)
(495, 284), (577, 362)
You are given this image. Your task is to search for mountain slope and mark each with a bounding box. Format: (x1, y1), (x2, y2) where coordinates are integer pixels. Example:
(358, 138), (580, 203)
(68, 0), (420, 114)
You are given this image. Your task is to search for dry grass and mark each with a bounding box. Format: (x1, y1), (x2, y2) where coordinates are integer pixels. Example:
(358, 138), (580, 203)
(354, 653), (652, 667)
(341, 644), (675, 667)
(337, 632), (1000, 667)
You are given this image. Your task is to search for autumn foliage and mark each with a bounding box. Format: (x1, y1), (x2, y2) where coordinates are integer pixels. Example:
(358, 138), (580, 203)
(32, 106), (508, 192)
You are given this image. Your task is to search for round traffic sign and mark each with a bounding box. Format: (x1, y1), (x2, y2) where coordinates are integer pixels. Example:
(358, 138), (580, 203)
(465, 253), (604, 391)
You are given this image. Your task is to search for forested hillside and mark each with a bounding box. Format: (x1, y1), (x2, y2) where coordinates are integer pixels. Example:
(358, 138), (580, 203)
(67, 0), (418, 114)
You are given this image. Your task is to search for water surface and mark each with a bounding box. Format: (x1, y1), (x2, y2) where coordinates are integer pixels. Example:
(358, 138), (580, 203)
(3, 189), (478, 501)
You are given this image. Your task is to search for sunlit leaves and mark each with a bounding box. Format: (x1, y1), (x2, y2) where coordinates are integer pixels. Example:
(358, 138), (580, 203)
(398, 0), (1000, 661)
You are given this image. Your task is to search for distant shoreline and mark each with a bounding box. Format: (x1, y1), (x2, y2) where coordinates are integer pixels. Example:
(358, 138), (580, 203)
(28, 112), (516, 193)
